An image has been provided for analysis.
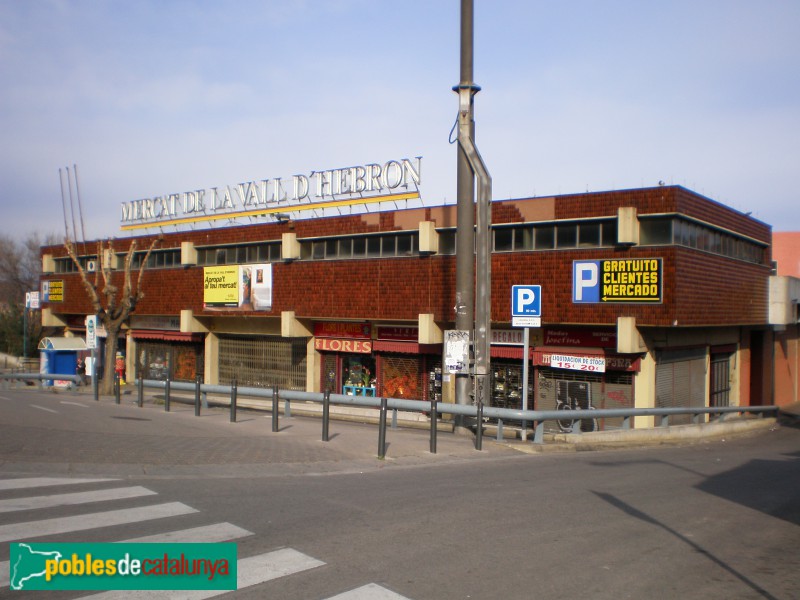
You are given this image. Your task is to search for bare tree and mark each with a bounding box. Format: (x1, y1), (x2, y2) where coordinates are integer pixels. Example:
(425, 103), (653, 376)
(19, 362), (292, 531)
(64, 236), (161, 395)
(0, 232), (58, 358)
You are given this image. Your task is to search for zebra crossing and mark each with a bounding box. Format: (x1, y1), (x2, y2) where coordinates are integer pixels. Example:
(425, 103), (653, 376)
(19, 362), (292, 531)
(0, 477), (411, 599)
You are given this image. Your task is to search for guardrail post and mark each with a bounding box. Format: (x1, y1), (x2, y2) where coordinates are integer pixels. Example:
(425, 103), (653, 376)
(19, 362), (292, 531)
(114, 373), (120, 404)
(378, 397), (388, 459)
(137, 377), (144, 407)
(322, 390), (330, 442)
(391, 408), (398, 429)
(533, 421), (544, 444)
(272, 386), (279, 433)
(475, 402), (483, 451)
(285, 398), (291, 418)
(660, 414), (669, 428)
(164, 376), (171, 412)
(622, 415), (631, 430)
(430, 397), (437, 454)
(230, 379), (237, 423)
(194, 375), (202, 416)
(496, 419), (503, 442)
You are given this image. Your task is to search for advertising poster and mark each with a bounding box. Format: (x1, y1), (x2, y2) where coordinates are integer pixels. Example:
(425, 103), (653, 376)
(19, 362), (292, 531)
(203, 265), (272, 311)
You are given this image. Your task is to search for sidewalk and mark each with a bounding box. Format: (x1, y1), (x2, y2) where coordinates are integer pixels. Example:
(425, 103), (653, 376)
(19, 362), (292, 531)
(1, 384), (789, 480)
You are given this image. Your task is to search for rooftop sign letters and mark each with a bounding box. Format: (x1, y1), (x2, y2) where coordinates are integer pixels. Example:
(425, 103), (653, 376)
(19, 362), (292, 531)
(120, 157), (422, 231)
(573, 259), (662, 304)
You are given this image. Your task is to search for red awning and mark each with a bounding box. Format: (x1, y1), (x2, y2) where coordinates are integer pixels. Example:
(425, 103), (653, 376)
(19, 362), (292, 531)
(130, 330), (203, 342)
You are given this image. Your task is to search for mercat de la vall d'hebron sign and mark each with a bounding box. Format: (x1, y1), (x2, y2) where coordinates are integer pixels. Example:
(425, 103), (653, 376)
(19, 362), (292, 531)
(120, 156), (422, 231)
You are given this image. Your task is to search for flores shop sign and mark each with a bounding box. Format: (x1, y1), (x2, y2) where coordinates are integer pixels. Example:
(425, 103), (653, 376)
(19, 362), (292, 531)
(120, 157), (422, 230)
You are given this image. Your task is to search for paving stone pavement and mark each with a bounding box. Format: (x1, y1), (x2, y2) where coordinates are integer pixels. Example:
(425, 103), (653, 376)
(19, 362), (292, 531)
(0, 386), (521, 479)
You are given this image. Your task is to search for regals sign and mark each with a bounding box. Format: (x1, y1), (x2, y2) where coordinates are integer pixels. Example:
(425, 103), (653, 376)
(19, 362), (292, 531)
(573, 259), (662, 304)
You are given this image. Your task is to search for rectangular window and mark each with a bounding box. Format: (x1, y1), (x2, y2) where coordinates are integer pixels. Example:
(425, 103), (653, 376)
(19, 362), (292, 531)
(534, 225), (555, 249)
(397, 234), (414, 256)
(639, 218), (673, 245)
(353, 237), (366, 257)
(601, 220), (618, 246)
(381, 236), (396, 257)
(556, 224), (577, 248)
(515, 227), (533, 250)
(367, 237), (381, 257)
(578, 223), (600, 247)
(438, 230), (456, 254)
(494, 228), (513, 252)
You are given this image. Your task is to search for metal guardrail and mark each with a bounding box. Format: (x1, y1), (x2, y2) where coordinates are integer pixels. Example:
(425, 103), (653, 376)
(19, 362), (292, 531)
(0, 372), (82, 389)
(136, 378), (780, 456)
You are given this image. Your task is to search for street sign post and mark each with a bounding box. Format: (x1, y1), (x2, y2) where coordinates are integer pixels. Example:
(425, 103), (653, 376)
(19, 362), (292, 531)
(511, 285), (542, 441)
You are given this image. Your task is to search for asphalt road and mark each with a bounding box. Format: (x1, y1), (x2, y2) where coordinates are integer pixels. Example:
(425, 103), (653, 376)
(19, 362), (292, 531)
(1, 387), (798, 599)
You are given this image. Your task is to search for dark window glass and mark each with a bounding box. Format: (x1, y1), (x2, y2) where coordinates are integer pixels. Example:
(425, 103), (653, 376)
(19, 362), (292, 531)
(494, 228), (513, 252)
(353, 237), (366, 257)
(556, 224), (577, 248)
(439, 230), (456, 254)
(578, 223), (600, 247)
(639, 218), (673, 245)
(535, 225), (555, 249)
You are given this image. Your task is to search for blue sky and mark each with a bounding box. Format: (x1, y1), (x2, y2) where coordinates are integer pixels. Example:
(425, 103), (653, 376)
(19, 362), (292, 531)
(2, 0), (799, 240)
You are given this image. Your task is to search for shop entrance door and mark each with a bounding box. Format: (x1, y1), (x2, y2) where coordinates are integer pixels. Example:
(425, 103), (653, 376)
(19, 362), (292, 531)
(321, 354), (376, 396)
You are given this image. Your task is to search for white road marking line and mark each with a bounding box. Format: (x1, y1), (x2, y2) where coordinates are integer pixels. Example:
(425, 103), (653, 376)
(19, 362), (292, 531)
(77, 548), (326, 599)
(324, 583), (413, 599)
(0, 486), (157, 513)
(0, 502), (198, 543)
(119, 522), (253, 544)
(29, 404), (58, 413)
(60, 400), (89, 407)
(0, 477), (117, 490)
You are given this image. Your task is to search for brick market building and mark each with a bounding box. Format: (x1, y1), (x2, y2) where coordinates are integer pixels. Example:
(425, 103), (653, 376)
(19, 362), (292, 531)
(41, 182), (790, 430)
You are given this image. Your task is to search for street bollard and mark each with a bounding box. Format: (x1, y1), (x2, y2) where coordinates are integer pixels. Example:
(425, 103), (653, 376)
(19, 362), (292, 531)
(322, 390), (330, 442)
(164, 376), (171, 412)
(194, 375), (201, 417)
(114, 373), (120, 404)
(137, 376), (143, 407)
(430, 397), (438, 454)
(378, 397), (388, 459)
(230, 379), (238, 423)
(271, 386), (279, 432)
(475, 402), (483, 451)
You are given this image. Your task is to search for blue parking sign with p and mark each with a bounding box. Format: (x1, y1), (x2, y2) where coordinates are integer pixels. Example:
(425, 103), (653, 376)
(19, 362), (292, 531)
(512, 285), (541, 317)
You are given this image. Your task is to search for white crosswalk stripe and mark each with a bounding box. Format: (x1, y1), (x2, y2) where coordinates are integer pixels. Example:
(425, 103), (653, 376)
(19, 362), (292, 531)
(0, 477), (118, 491)
(0, 478), (413, 598)
(0, 501), (198, 543)
(0, 486), (157, 513)
(324, 583), (413, 600)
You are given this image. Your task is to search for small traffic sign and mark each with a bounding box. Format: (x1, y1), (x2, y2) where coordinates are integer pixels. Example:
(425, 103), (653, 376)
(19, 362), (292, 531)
(512, 285), (541, 317)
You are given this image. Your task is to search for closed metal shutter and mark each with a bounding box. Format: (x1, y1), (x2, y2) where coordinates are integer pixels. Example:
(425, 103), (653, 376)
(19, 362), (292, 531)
(710, 353), (732, 408)
(378, 355), (424, 399)
(218, 336), (307, 390)
(656, 348), (706, 424)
